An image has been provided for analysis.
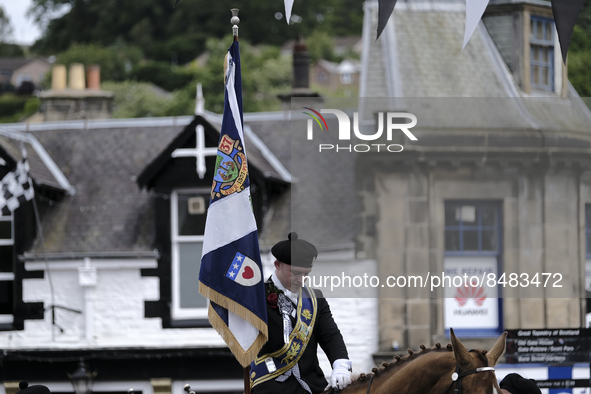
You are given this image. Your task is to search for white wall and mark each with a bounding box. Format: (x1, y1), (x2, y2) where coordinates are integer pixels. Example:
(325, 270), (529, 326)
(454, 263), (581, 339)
(0, 258), (225, 350)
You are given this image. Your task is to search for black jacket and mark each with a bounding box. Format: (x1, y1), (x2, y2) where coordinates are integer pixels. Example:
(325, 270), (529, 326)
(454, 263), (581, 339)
(252, 285), (348, 394)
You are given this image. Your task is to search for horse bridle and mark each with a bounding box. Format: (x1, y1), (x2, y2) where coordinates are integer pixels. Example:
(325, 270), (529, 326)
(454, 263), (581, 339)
(449, 363), (495, 394)
(356, 363), (494, 394)
(336, 352), (495, 394)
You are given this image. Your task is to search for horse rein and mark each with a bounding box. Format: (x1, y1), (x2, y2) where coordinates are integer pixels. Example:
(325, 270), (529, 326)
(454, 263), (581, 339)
(359, 364), (493, 394)
(449, 363), (495, 394)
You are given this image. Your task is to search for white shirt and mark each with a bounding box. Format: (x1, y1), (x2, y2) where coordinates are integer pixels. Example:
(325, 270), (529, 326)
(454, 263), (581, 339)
(271, 271), (298, 317)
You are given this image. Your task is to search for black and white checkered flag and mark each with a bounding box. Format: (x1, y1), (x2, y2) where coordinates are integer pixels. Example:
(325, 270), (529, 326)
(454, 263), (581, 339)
(0, 159), (35, 216)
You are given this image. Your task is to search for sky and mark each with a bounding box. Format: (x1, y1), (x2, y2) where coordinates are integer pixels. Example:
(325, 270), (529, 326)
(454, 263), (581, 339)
(0, 0), (42, 45)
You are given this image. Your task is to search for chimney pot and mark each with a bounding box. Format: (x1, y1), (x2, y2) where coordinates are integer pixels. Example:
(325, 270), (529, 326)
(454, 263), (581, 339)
(87, 65), (101, 90)
(51, 65), (67, 91)
(69, 63), (86, 90)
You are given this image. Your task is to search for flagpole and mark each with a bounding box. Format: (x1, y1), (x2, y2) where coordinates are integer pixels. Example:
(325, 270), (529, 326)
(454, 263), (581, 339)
(231, 10), (252, 394)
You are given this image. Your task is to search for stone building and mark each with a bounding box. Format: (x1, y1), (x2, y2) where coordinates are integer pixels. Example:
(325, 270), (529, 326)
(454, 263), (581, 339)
(355, 0), (591, 356)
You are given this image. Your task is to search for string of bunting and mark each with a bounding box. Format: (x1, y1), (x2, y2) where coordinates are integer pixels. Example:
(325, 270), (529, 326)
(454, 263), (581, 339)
(171, 0), (587, 64)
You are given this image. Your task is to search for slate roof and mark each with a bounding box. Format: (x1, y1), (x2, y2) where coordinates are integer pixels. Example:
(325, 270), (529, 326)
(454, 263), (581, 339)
(0, 114), (293, 257)
(0, 58), (31, 72)
(248, 111), (360, 250)
(28, 123), (186, 255)
(0, 130), (72, 192)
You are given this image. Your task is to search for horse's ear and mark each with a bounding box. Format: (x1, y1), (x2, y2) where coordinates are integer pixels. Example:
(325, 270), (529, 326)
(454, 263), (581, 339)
(450, 328), (473, 370)
(486, 331), (507, 366)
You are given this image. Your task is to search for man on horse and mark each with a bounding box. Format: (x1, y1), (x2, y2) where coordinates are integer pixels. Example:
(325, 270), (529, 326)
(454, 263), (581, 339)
(250, 232), (352, 394)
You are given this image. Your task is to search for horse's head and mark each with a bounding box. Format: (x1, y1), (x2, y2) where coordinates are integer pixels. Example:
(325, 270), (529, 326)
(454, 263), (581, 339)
(331, 329), (508, 394)
(448, 328), (508, 394)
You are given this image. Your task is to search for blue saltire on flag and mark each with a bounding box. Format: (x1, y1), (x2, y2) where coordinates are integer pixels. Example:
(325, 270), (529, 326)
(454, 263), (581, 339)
(198, 41), (268, 367)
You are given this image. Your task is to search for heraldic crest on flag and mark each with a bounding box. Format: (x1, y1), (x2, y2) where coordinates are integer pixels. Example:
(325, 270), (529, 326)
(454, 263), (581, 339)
(0, 154), (35, 217)
(198, 41), (268, 367)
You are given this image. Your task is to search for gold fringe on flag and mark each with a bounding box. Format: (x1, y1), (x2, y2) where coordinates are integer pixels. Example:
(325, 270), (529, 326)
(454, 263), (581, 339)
(200, 281), (268, 367)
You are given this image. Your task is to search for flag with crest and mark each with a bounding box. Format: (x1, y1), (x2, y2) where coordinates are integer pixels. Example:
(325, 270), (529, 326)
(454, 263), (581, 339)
(198, 41), (268, 367)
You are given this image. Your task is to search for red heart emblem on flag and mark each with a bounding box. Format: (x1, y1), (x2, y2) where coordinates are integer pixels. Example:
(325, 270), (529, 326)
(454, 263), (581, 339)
(242, 266), (254, 280)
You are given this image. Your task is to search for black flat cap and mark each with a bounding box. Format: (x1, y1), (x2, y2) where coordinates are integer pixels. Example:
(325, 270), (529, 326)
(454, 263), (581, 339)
(16, 382), (50, 394)
(271, 232), (317, 268)
(500, 373), (541, 394)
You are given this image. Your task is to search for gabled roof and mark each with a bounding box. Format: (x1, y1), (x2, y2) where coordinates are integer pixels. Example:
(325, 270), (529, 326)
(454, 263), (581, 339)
(25, 121), (187, 255)
(2, 114), (292, 256)
(137, 113), (290, 189)
(0, 57), (49, 72)
(0, 129), (73, 193)
(0, 58), (30, 71)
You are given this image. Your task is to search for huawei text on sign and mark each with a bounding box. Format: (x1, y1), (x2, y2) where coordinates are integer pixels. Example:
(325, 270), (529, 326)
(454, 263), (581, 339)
(303, 108), (418, 153)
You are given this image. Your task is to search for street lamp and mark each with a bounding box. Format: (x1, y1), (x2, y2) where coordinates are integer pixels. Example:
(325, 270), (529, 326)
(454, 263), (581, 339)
(68, 360), (97, 394)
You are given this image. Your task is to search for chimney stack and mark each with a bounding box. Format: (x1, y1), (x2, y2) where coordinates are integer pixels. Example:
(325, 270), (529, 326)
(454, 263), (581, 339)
(293, 39), (311, 90)
(278, 36), (320, 104)
(39, 63), (113, 121)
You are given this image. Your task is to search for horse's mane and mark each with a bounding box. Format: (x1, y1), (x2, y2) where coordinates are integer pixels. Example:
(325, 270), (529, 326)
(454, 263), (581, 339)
(324, 343), (491, 394)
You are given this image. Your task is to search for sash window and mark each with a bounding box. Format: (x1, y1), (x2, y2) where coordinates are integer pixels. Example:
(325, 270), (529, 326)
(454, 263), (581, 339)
(171, 190), (209, 319)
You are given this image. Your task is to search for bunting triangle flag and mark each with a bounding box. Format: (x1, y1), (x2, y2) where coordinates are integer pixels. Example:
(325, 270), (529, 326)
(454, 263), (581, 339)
(463, 0), (491, 49)
(198, 41), (268, 367)
(285, 0), (295, 24)
(552, 0), (586, 63)
(377, 0), (398, 40)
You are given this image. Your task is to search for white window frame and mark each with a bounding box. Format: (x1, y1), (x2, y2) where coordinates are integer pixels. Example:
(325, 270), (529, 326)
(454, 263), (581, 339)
(0, 213), (14, 324)
(340, 73), (352, 84)
(170, 189), (209, 320)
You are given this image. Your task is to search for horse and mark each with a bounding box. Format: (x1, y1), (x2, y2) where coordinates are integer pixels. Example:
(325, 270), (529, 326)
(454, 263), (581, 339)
(325, 328), (507, 394)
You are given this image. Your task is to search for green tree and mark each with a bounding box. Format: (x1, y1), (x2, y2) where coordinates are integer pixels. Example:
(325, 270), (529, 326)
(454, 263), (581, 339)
(187, 36), (292, 113)
(568, 1), (591, 98)
(0, 43), (25, 57)
(102, 81), (177, 118)
(0, 6), (13, 42)
(28, 0), (363, 63)
(307, 30), (336, 63)
(54, 43), (143, 81)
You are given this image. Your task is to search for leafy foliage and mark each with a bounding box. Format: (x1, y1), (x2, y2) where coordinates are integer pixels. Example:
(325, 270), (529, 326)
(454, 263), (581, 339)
(100, 37), (291, 117)
(53, 43), (142, 82)
(129, 61), (194, 92)
(0, 42), (25, 57)
(101, 81), (177, 118)
(0, 6), (13, 41)
(568, 2), (591, 98)
(0, 95), (39, 123)
(185, 36), (292, 113)
(28, 0), (363, 64)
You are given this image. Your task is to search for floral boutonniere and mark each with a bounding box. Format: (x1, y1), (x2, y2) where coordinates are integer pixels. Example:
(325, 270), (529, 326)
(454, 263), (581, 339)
(266, 280), (283, 309)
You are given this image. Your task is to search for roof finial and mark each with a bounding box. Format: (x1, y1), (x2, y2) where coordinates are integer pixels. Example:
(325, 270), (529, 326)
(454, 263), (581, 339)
(195, 82), (205, 115)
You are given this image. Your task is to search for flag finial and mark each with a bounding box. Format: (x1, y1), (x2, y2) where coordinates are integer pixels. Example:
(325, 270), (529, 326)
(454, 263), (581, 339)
(231, 9), (240, 40)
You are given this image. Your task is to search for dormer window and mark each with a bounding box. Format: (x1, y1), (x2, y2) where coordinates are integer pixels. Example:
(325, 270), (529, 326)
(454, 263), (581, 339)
(0, 213), (14, 325)
(530, 16), (555, 92)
